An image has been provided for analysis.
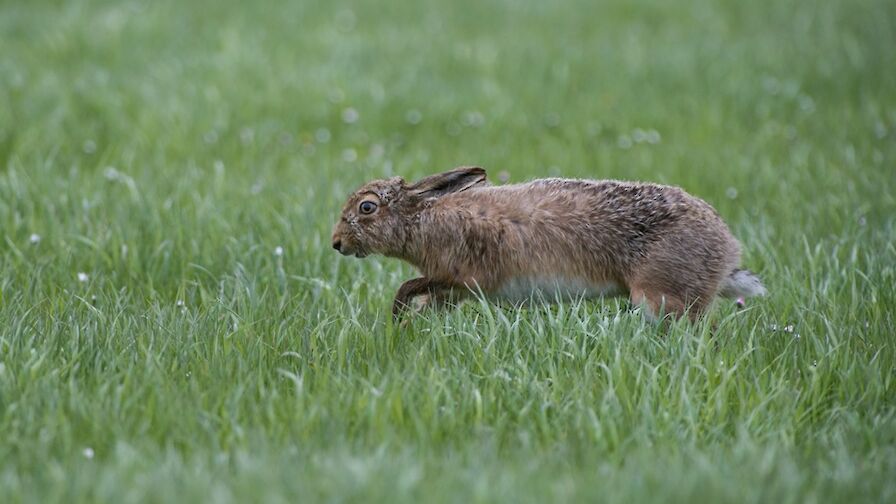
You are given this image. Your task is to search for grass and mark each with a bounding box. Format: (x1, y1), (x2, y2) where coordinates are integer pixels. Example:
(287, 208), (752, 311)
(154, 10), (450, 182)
(1, 0), (895, 501)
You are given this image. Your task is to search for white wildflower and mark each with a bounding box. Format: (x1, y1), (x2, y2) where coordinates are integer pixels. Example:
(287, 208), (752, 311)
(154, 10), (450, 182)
(341, 107), (359, 124)
(315, 128), (331, 143)
(405, 109), (422, 125)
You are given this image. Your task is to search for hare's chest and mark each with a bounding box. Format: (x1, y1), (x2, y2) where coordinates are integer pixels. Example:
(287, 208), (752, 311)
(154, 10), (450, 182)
(493, 276), (623, 303)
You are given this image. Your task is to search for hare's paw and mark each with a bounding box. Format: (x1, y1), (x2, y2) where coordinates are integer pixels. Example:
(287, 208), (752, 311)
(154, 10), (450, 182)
(392, 277), (433, 320)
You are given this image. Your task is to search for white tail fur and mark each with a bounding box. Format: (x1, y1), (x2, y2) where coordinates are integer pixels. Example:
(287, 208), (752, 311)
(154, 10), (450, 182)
(719, 269), (766, 299)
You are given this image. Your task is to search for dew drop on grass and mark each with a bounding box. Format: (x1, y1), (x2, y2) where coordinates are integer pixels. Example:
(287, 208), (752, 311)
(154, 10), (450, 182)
(83, 447), (95, 459)
(726, 187), (738, 199)
(274, 246), (284, 257)
(405, 109), (422, 125)
(798, 95), (815, 113)
(77, 272), (89, 283)
(342, 107), (359, 124)
(315, 128), (331, 143)
(29, 234), (41, 245)
(82, 140), (97, 154)
(463, 110), (485, 128)
(342, 148), (358, 162)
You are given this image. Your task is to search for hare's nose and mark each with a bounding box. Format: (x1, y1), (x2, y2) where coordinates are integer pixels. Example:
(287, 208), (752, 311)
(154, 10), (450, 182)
(332, 239), (342, 252)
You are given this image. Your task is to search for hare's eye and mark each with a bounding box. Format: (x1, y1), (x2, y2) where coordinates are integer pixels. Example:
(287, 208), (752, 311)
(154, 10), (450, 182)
(359, 201), (378, 215)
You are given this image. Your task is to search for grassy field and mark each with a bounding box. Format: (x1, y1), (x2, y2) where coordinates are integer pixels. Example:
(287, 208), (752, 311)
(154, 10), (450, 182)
(1, 0), (895, 501)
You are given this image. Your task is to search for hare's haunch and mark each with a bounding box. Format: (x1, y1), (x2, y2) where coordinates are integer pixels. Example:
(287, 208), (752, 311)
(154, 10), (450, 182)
(332, 167), (765, 321)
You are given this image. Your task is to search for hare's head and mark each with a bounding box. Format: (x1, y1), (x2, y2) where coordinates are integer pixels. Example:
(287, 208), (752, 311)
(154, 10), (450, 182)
(331, 166), (487, 258)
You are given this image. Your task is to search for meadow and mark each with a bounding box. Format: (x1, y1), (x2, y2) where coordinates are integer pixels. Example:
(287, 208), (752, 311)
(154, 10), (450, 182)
(1, 0), (895, 501)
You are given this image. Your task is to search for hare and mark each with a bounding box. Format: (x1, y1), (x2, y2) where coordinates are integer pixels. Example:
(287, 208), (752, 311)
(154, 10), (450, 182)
(331, 166), (765, 321)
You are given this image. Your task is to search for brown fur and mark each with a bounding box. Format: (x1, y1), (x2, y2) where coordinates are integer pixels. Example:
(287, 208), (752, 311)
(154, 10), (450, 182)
(332, 167), (764, 321)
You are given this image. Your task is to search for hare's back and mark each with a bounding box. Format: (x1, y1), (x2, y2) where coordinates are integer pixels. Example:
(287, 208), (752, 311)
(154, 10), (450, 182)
(470, 178), (714, 225)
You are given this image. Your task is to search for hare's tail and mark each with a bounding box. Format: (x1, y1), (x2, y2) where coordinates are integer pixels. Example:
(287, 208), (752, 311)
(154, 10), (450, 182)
(719, 268), (766, 299)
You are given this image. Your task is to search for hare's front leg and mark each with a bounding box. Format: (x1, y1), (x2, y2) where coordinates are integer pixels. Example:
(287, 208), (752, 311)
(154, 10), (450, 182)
(392, 277), (457, 320)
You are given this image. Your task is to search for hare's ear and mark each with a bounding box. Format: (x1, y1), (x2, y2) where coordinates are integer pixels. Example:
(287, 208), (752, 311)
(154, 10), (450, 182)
(408, 166), (487, 198)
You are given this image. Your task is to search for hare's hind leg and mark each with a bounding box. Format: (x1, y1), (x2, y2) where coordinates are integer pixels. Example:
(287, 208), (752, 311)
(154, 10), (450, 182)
(629, 284), (689, 322)
(628, 233), (731, 322)
(628, 270), (714, 322)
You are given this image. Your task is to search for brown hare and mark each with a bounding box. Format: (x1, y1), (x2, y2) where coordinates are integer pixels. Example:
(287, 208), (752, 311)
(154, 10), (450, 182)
(331, 166), (765, 321)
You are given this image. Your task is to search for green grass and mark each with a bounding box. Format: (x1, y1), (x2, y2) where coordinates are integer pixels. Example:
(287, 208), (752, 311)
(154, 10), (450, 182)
(1, 0), (895, 501)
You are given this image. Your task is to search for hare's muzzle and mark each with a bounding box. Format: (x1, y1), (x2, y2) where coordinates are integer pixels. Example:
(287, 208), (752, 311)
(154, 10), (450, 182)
(331, 224), (349, 255)
(331, 220), (366, 258)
